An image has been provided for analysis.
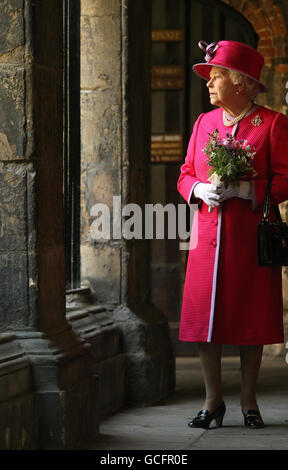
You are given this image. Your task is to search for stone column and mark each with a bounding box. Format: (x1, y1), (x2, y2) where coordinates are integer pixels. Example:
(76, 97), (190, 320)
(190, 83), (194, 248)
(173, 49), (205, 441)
(0, 0), (98, 449)
(80, 0), (175, 406)
(0, 0), (38, 449)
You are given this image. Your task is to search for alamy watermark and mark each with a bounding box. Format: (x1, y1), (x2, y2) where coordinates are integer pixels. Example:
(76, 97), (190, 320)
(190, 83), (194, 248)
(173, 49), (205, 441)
(90, 197), (198, 250)
(90, 83), (288, 249)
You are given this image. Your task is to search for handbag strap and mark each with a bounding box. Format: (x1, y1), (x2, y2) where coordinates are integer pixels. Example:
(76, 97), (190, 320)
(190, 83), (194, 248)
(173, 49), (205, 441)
(263, 178), (282, 222)
(264, 118), (283, 223)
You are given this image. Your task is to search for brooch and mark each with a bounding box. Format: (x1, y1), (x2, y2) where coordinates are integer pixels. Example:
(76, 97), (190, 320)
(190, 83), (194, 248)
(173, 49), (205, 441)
(251, 115), (262, 126)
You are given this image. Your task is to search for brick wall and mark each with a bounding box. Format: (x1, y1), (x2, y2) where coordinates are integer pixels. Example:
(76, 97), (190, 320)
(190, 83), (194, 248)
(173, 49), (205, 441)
(222, 0), (288, 114)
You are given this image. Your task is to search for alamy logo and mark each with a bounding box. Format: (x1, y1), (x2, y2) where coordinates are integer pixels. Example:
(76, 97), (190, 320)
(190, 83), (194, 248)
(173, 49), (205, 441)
(90, 197), (198, 250)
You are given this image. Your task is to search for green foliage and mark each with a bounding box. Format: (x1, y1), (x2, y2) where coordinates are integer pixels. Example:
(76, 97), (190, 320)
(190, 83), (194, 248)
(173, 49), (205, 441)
(203, 129), (257, 183)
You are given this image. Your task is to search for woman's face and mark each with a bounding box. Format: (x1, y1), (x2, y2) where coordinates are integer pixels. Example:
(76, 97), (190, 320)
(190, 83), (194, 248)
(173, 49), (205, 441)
(207, 67), (238, 108)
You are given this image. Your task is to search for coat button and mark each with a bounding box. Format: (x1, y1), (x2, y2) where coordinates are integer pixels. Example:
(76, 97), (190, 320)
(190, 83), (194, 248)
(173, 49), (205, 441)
(210, 240), (217, 247)
(213, 220), (218, 226)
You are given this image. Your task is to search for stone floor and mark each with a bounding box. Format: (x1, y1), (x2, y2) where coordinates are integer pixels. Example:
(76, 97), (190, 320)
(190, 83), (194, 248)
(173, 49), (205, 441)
(86, 355), (288, 451)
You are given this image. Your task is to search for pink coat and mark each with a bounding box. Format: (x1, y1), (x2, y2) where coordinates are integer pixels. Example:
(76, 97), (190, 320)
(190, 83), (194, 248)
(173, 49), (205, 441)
(177, 106), (288, 345)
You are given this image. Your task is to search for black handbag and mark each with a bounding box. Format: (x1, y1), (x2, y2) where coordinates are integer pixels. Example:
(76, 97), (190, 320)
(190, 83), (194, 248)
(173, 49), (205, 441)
(257, 179), (288, 267)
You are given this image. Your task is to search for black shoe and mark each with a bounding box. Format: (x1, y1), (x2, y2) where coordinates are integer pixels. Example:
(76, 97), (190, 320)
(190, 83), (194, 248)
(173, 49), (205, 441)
(242, 409), (265, 428)
(188, 401), (226, 430)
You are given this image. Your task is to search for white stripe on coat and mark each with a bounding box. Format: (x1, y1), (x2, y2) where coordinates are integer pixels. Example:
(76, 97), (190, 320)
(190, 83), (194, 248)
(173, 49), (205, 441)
(207, 205), (222, 342)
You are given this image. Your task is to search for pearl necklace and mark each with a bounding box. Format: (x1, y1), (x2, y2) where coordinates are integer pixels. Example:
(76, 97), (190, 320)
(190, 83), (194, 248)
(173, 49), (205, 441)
(223, 101), (253, 127)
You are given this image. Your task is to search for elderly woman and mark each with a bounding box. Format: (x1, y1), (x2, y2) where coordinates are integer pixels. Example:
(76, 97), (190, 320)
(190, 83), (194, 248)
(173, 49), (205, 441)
(177, 40), (288, 429)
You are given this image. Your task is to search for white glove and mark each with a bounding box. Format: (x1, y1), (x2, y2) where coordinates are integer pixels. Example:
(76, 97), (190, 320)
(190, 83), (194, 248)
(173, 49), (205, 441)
(193, 182), (223, 207)
(217, 181), (251, 203)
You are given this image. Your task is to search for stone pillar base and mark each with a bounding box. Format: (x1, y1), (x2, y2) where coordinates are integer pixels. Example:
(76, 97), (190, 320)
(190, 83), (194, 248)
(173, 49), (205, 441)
(66, 303), (126, 419)
(109, 304), (175, 406)
(35, 377), (98, 449)
(14, 328), (99, 449)
(0, 334), (37, 449)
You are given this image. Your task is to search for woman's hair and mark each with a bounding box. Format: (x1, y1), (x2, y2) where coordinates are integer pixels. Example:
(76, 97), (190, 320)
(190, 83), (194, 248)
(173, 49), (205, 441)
(229, 69), (261, 100)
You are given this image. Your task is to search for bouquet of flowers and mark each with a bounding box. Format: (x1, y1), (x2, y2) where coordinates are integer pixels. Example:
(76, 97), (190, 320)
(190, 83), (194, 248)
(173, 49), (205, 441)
(203, 129), (257, 212)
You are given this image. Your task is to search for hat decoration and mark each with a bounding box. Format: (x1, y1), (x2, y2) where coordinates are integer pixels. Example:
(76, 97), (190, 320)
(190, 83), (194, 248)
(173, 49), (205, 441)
(198, 41), (219, 62)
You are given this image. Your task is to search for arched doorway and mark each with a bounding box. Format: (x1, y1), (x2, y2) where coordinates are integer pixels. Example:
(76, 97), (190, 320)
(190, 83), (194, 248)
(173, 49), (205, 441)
(150, 0), (258, 355)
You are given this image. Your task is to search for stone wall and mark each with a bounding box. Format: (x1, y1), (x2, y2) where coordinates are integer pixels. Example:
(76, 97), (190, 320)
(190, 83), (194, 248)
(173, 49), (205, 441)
(0, 0), (37, 449)
(80, 0), (175, 406)
(0, 0), (174, 449)
(0, 0), (99, 449)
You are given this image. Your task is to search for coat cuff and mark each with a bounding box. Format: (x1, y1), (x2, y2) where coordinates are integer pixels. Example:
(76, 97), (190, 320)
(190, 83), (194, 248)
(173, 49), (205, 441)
(188, 181), (201, 205)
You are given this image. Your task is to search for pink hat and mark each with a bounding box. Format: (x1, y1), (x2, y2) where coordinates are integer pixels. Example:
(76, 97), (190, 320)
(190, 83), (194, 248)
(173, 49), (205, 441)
(193, 40), (266, 92)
